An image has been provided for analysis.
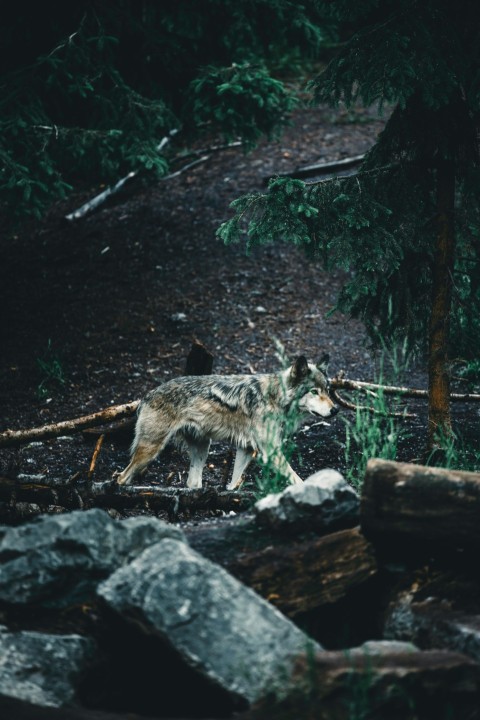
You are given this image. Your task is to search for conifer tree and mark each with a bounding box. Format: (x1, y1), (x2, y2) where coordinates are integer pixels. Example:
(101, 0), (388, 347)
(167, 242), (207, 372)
(219, 0), (480, 450)
(1, 0), (332, 225)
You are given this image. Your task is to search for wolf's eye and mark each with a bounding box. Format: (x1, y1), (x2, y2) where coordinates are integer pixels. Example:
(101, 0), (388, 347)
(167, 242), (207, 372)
(310, 389), (317, 395)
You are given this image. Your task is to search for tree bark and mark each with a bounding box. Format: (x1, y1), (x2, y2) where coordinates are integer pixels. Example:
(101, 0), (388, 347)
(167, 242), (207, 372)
(185, 520), (377, 617)
(428, 159), (455, 449)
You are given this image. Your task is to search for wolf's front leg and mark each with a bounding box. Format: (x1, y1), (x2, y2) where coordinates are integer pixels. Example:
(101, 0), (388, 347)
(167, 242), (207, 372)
(259, 445), (303, 485)
(185, 438), (211, 488)
(227, 447), (256, 491)
(256, 425), (304, 486)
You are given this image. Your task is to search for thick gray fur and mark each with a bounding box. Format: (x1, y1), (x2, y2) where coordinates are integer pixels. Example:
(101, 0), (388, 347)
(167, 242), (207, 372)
(115, 355), (338, 490)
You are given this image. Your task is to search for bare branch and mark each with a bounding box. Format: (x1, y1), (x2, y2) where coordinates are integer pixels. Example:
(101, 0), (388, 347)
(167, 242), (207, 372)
(331, 375), (480, 402)
(0, 400), (140, 448)
(330, 388), (417, 419)
(65, 129), (179, 221)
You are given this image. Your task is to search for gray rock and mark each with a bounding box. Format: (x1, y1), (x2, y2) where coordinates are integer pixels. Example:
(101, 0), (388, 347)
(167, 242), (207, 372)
(0, 509), (185, 607)
(0, 626), (96, 707)
(98, 538), (320, 706)
(254, 469), (359, 532)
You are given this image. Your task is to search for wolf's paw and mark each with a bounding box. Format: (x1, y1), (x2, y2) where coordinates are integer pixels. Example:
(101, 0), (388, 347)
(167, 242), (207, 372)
(226, 479), (243, 491)
(186, 477), (203, 489)
(112, 470), (127, 485)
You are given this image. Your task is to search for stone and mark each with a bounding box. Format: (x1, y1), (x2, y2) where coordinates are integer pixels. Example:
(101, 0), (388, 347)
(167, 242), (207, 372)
(98, 538), (321, 706)
(0, 509), (185, 607)
(0, 626), (95, 708)
(254, 468), (359, 533)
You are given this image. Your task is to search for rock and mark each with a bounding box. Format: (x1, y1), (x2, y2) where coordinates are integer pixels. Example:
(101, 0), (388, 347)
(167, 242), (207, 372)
(0, 626), (96, 708)
(98, 538), (321, 707)
(254, 468), (359, 533)
(0, 509), (185, 607)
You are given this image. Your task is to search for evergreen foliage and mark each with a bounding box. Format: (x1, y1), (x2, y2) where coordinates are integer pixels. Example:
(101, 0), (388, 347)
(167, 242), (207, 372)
(220, 0), (480, 362)
(1, 0), (333, 225)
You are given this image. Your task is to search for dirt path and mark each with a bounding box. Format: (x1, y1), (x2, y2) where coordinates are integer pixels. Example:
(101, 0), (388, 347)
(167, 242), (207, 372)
(0, 102), (433, 515)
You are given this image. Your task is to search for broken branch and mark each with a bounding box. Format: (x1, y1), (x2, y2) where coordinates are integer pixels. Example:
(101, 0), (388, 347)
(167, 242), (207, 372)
(330, 388), (417, 419)
(0, 400), (140, 448)
(330, 375), (480, 402)
(65, 129), (179, 221)
(88, 434), (105, 479)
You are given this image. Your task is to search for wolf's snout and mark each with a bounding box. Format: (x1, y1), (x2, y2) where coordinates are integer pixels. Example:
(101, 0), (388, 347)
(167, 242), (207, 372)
(330, 405), (339, 416)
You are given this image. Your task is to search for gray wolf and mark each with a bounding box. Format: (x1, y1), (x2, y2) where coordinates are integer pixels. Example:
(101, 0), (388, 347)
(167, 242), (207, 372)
(115, 355), (338, 490)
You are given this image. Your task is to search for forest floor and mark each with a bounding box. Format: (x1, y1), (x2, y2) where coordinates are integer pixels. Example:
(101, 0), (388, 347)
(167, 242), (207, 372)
(0, 100), (475, 523)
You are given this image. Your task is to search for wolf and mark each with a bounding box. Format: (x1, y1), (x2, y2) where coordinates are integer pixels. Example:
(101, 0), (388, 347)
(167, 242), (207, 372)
(115, 354), (338, 490)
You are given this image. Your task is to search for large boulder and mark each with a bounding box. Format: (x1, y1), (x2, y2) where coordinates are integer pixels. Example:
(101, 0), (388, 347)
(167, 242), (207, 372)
(254, 469), (359, 533)
(0, 509), (185, 607)
(98, 538), (321, 708)
(0, 626), (96, 708)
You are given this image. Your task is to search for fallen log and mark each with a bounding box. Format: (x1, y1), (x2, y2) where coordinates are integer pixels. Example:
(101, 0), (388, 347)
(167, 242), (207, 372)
(330, 387), (418, 418)
(361, 458), (480, 552)
(0, 477), (255, 523)
(264, 153), (366, 184)
(65, 129), (179, 221)
(184, 520), (377, 617)
(247, 648), (480, 720)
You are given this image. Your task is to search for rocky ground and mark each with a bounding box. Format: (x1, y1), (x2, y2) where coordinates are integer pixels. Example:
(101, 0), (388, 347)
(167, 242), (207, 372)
(0, 99), (470, 522)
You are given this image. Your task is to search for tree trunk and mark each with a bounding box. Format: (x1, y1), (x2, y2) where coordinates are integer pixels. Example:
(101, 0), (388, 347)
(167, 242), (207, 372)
(428, 159), (455, 449)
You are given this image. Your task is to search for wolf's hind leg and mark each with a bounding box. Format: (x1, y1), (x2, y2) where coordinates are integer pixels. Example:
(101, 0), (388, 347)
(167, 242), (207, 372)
(185, 438), (211, 489)
(115, 435), (169, 486)
(227, 447), (256, 491)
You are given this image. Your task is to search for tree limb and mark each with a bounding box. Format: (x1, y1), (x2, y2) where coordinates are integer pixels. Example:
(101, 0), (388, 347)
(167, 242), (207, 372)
(330, 375), (480, 402)
(0, 401), (140, 448)
(65, 129), (179, 221)
(330, 388), (417, 419)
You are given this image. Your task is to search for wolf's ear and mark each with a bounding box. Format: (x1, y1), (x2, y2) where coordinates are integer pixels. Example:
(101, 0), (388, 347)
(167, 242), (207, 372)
(317, 353), (330, 374)
(290, 356), (310, 385)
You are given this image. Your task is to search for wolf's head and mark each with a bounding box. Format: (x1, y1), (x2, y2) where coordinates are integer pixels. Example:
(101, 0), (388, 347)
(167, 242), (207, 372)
(288, 354), (339, 419)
